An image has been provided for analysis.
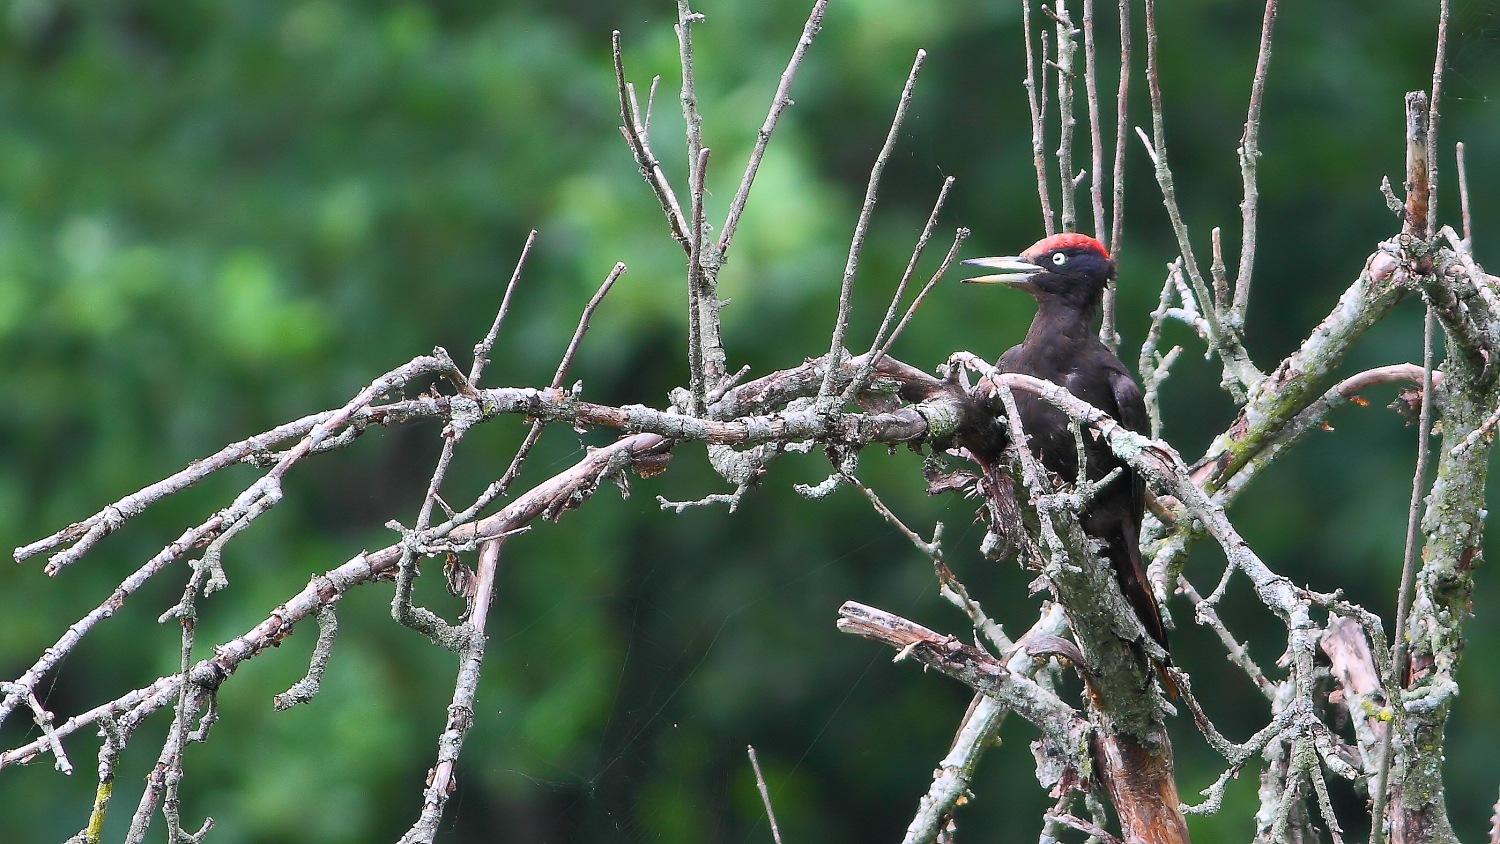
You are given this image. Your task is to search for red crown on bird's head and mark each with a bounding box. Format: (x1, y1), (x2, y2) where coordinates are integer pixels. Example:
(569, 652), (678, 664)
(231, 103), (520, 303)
(1022, 232), (1109, 262)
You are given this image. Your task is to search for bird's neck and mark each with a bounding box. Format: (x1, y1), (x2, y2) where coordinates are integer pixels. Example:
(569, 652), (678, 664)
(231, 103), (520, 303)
(1025, 297), (1100, 347)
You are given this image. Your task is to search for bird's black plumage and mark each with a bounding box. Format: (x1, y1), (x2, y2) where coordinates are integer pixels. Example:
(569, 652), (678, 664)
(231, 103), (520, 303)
(965, 234), (1168, 653)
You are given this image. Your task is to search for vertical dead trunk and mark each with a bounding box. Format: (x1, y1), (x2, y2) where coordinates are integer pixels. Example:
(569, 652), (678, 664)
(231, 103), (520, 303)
(1094, 731), (1192, 844)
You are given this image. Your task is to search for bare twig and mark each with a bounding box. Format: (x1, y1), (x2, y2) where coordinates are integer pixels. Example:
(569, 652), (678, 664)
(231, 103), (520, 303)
(1047, 812), (1123, 844)
(612, 31), (689, 248)
(1100, 0), (1131, 351)
(676, 0), (705, 202)
(864, 177), (955, 365)
(494, 262), (628, 495)
(1138, 268), (1184, 437)
(1179, 576), (1274, 699)
(1082, 0), (1107, 242)
(155, 563), (219, 844)
(0, 683), (69, 774)
(1371, 301), (1437, 842)
(835, 601), (1084, 751)
(1053, 0), (1079, 233)
(556, 264), (628, 392)
(1109, 0), (1130, 255)
(1457, 142), (1472, 243)
(817, 49), (925, 403)
(1022, 0), (1055, 234)
(719, 0), (827, 256)
(1403, 92), (1431, 239)
(273, 604), (339, 711)
(845, 222), (970, 403)
(398, 538), (503, 843)
(470, 229), (538, 385)
(841, 469), (1005, 652)
(688, 147), (711, 413)
(901, 605), (1068, 844)
(747, 746), (786, 844)
(907, 695), (1006, 844)
(1211, 226), (1229, 311)
(1139, 0), (1261, 395)
(74, 713), (128, 843)
(1426, 0), (1450, 240)
(872, 229), (969, 367)
(1232, 0), (1278, 327)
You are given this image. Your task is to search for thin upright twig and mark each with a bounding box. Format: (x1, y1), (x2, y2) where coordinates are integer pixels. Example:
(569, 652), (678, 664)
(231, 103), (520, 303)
(1426, 0), (1451, 239)
(470, 230), (538, 385)
(688, 147), (711, 414)
(675, 3), (709, 416)
(747, 746), (786, 844)
(719, 0), (827, 257)
(1053, 0), (1079, 233)
(496, 263), (628, 494)
(870, 229), (970, 367)
(1231, 0), (1278, 327)
(1210, 226), (1229, 311)
(676, 0), (705, 201)
(817, 50), (925, 404)
(859, 177), (955, 370)
(612, 32), (689, 249)
(398, 538), (504, 844)
(1139, 0), (1261, 394)
(1403, 92), (1432, 239)
(394, 231), (543, 638)
(1041, 30), (1053, 226)
(1109, 0), (1130, 256)
(555, 264), (630, 390)
(1456, 142), (1472, 243)
(1082, 0), (1107, 241)
(1102, 0), (1132, 350)
(1371, 303), (1436, 843)
(1022, 0), (1055, 235)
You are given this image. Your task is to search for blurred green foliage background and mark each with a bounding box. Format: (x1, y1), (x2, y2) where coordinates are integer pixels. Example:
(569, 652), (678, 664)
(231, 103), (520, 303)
(1, 0), (1498, 841)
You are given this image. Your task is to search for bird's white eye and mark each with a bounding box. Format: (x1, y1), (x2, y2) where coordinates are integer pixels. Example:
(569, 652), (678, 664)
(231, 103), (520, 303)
(1051, 252), (1068, 266)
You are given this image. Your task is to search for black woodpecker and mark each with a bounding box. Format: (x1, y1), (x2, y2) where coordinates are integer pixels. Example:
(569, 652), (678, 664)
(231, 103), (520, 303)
(962, 232), (1169, 655)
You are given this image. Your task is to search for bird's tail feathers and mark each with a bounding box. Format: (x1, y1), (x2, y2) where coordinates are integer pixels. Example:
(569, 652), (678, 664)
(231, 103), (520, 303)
(1112, 527), (1177, 697)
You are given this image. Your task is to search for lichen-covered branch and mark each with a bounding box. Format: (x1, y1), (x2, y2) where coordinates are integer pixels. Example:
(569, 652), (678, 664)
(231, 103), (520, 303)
(1383, 250), (1496, 844)
(900, 604), (1069, 844)
(836, 602), (1086, 758)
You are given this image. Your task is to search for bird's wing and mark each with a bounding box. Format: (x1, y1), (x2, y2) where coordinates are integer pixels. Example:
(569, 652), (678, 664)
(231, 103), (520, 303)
(997, 344), (1023, 372)
(1106, 365), (1149, 435)
(1108, 366), (1172, 655)
(1107, 365), (1150, 520)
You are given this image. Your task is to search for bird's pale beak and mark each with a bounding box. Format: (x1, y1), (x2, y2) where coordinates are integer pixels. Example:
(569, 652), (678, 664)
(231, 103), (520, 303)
(961, 256), (1042, 287)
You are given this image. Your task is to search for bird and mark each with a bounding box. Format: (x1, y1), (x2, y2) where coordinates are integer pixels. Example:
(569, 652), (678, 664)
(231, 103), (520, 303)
(961, 232), (1170, 657)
